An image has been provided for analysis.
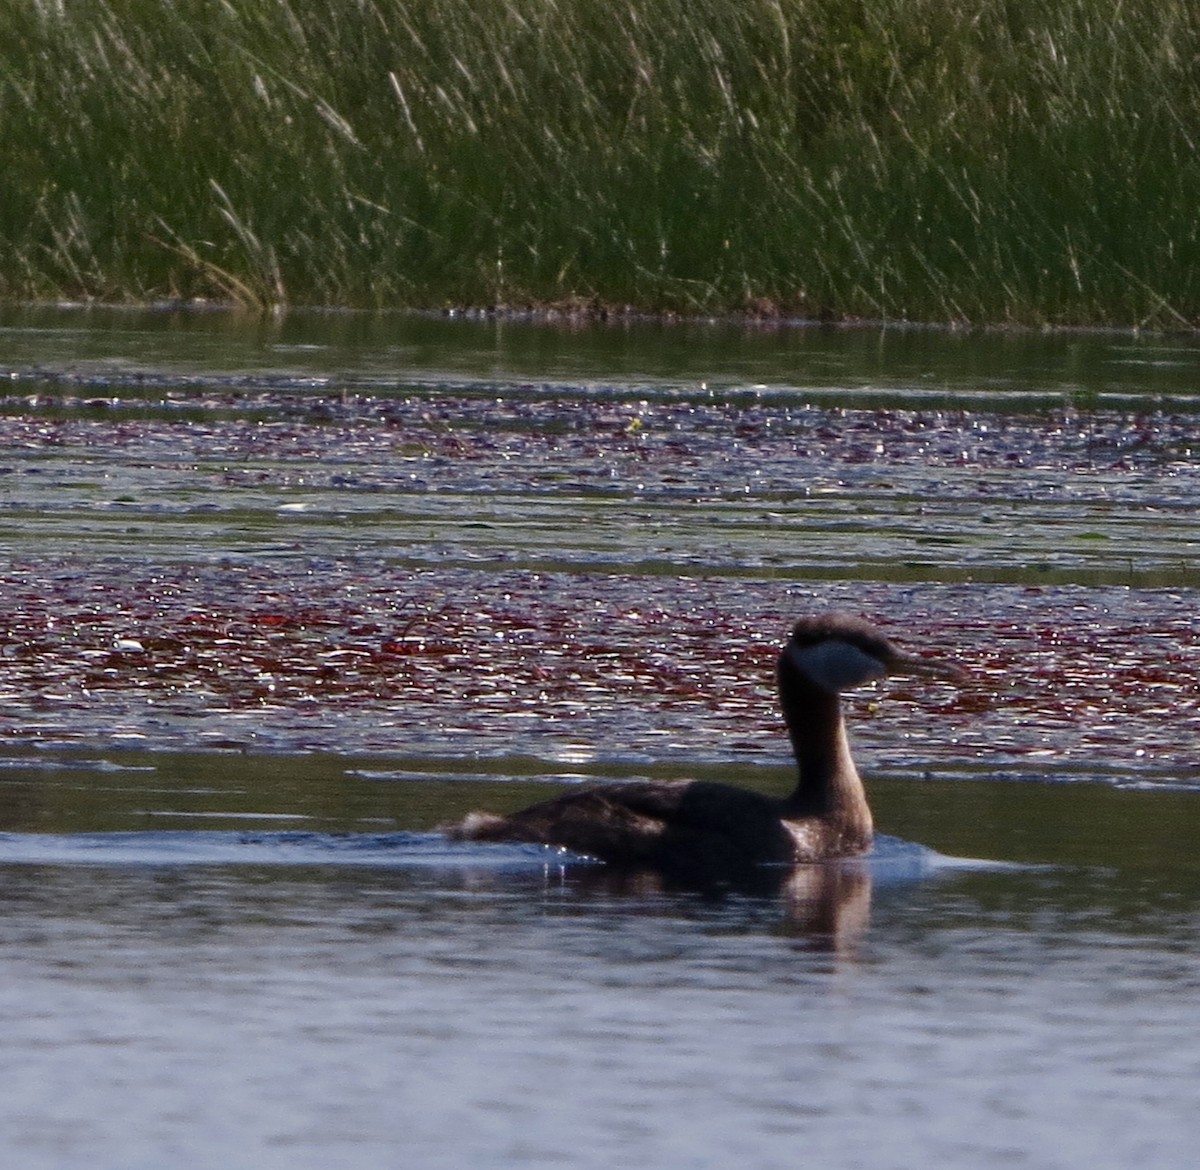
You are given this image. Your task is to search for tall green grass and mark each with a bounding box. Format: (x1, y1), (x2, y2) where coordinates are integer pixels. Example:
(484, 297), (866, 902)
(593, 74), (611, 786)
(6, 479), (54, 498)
(3, 0), (1200, 324)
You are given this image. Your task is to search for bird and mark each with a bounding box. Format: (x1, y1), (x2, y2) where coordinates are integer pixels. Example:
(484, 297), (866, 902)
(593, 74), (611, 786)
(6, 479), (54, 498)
(443, 613), (961, 878)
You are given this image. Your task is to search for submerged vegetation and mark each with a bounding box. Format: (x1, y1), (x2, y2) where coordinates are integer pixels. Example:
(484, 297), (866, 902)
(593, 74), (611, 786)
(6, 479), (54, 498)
(3, 0), (1200, 324)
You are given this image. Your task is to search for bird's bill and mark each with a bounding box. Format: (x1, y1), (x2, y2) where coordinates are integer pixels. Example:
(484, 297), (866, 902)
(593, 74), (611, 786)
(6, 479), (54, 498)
(885, 651), (966, 681)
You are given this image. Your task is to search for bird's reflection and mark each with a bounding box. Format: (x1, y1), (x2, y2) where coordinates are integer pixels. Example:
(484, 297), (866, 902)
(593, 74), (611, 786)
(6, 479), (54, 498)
(560, 855), (874, 953)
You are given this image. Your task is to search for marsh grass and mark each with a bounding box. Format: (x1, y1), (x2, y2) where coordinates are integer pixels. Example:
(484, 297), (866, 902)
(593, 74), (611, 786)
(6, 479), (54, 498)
(3, 0), (1200, 324)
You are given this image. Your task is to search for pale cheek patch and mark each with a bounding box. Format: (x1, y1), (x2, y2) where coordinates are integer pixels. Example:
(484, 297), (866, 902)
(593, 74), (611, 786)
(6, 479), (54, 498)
(789, 640), (887, 693)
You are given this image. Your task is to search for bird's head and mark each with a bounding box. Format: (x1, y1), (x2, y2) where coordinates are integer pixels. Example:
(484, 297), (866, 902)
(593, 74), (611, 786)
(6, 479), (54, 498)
(780, 613), (963, 695)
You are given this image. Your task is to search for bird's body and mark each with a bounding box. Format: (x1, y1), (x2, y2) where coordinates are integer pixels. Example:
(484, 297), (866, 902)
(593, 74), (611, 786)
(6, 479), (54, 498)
(445, 614), (958, 875)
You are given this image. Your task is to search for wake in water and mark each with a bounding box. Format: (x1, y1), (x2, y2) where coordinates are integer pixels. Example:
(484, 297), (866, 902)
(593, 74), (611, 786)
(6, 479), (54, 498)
(0, 828), (1007, 880)
(0, 830), (561, 871)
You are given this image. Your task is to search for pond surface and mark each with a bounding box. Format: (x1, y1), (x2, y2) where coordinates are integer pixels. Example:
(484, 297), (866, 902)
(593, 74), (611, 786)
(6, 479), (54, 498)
(0, 306), (1197, 1169)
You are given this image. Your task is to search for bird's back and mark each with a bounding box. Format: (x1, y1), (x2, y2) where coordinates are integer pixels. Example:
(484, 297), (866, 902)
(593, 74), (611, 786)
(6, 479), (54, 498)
(448, 779), (798, 871)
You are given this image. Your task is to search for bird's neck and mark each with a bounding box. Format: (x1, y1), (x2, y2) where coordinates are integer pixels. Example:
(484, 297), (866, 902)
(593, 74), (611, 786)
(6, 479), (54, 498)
(779, 680), (873, 840)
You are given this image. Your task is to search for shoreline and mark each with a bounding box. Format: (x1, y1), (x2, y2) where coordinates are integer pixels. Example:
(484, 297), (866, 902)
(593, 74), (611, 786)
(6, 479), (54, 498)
(3, 296), (1193, 339)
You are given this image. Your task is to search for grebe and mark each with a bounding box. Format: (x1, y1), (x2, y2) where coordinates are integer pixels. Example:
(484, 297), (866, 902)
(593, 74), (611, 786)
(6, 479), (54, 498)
(445, 614), (960, 874)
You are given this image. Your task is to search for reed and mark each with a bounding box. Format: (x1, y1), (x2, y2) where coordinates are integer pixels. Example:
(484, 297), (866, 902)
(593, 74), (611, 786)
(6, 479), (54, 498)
(3, 0), (1199, 324)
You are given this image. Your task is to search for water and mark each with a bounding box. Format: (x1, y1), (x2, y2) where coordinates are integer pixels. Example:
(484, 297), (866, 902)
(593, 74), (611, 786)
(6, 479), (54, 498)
(0, 306), (1198, 1169)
